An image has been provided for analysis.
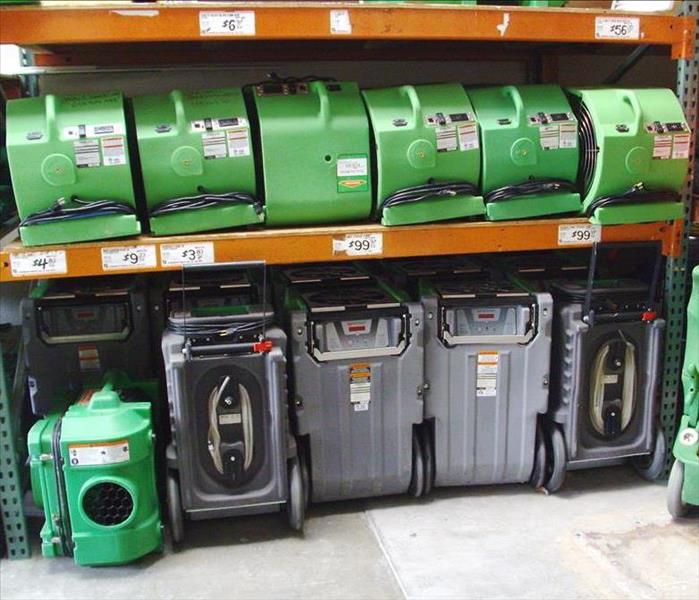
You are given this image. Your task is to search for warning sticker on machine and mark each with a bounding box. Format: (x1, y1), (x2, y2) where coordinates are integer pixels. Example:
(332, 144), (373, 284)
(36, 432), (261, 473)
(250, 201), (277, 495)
(227, 128), (251, 157)
(337, 154), (369, 193)
(476, 351), (498, 397)
(74, 139), (101, 168)
(68, 440), (130, 467)
(350, 364), (371, 411)
(78, 345), (101, 372)
(672, 133), (690, 159)
(457, 122), (479, 151)
(435, 126), (458, 152)
(539, 125), (560, 150)
(101, 135), (127, 166)
(652, 134), (673, 159)
(202, 131), (228, 159)
(559, 123), (577, 149)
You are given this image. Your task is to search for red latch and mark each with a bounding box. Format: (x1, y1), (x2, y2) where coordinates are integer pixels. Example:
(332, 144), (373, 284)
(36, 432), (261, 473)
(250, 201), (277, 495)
(253, 339), (273, 353)
(642, 310), (657, 322)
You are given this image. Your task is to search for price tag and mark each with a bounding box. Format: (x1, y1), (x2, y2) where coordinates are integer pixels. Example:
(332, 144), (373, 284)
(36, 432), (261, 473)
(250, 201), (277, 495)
(330, 9), (352, 35)
(160, 242), (215, 266)
(199, 11), (255, 36)
(558, 224), (602, 246)
(101, 245), (157, 271)
(595, 17), (640, 40)
(333, 233), (383, 256)
(10, 251), (67, 277)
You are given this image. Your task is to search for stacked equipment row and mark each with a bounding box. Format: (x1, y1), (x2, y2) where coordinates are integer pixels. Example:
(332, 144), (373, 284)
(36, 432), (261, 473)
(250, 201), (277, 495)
(24, 245), (670, 566)
(6, 83), (689, 246)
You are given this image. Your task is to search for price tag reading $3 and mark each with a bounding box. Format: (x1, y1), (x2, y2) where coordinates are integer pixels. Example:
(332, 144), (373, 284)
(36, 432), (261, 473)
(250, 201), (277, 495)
(160, 242), (215, 266)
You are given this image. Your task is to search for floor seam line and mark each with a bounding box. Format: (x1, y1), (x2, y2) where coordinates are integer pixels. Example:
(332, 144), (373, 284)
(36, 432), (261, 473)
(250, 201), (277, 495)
(363, 507), (411, 600)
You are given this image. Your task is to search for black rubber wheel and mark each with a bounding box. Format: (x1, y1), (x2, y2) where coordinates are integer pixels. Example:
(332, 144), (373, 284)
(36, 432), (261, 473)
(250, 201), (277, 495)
(544, 424), (566, 494)
(633, 427), (667, 481)
(421, 425), (434, 497)
(300, 450), (311, 510)
(167, 471), (184, 546)
(529, 423), (547, 489)
(667, 459), (689, 519)
(286, 457), (305, 532)
(408, 430), (425, 498)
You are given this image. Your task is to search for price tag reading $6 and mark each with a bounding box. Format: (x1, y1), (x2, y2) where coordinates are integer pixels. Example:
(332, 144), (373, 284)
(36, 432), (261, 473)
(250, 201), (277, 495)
(160, 242), (215, 266)
(333, 233), (383, 256)
(101, 245), (157, 271)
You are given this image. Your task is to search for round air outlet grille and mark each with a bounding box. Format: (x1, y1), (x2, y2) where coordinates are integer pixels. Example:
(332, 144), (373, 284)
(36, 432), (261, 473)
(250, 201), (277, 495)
(83, 482), (134, 526)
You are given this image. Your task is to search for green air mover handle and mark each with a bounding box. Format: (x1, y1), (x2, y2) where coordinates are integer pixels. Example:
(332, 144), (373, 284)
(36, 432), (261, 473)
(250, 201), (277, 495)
(41, 95), (77, 187)
(169, 90), (204, 177)
(503, 86), (525, 127)
(620, 92), (648, 176)
(621, 90), (643, 134)
(89, 381), (121, 410)
(404, 86), (422, 125)
(45, 95), (59, 141)
(316, 82), (331, 123)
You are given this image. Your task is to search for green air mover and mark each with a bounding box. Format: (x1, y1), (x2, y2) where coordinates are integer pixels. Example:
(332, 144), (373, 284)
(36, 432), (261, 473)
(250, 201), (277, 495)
(362, 83), (484, 226)
(250, 79), (372, 226)
(133, 88), (262, 236)
(6, 92), (140, 246)
(469, 84), (580, 221)
(667, 265), (699, 519)
(28, 371), (162, 566)
(568, 88), (688, 225)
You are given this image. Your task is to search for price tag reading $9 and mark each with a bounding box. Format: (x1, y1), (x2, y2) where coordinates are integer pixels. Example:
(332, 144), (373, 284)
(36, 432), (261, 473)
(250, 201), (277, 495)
(101, 245), (157, 271)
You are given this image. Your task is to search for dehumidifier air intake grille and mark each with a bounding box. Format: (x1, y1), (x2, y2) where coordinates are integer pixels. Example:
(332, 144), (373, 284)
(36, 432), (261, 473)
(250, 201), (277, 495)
(83, 482), (134, 526)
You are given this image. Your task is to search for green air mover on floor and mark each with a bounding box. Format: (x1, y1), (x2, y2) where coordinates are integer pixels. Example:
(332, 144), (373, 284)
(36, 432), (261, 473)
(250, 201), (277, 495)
(6, 93), (140, 246)
(469, 84), (580, 221)
(568, 88), (688, 225)
(250, 79), (372, 226)
(28, 371), (162, 566)
(133, 88), (262, 236)
(362, 83), (484, 226)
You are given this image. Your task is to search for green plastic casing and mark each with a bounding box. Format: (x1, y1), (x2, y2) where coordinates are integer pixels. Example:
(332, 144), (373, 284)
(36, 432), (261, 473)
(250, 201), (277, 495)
(469, 84), (581, 220)
(250, 80), (372, 226)
(28, 372), (162, 566)
(568, 88), (688, 225)
(133, 88), (262, 236)
(673, 266), (699, 506)
(362, 83), (484, 226)
(6, 92), (140, 246)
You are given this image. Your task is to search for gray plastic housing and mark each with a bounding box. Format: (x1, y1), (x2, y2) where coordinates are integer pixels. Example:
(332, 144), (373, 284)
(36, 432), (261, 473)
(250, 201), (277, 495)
(289, 302), (424, 502)
(162, 326), (291, 520)
(549, 303), (665, 468)
(22, 281), (152, 416)
(422, 291), (553, 486)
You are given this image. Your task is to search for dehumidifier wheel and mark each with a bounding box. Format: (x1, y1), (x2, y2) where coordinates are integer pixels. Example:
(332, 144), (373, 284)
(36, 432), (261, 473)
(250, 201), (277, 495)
(420, 425), (434, 497)
(633, 426), (667, 481)
(529, 423), (547, 489)
(667, 459), (689, 519)
(300, 450), (311, 510)
(408, 429), (425, 498)
(544, 424), (567, 494)
(287, 457), (305, 532)
(167, 471), (184, 546)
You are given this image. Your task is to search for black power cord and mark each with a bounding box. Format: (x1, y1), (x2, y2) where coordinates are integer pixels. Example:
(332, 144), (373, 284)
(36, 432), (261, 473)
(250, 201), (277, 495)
(584, 184), (680, 217)
(381, 181), (479, 213)
(20, 196), (136, 227)
(150, 190), (261, 217)
(167, 315), (265, 340)
(484, 178), (578, 204)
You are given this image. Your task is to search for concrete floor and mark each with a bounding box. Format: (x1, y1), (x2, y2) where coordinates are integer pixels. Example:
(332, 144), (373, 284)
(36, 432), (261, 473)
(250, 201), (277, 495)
(1, 466), (697, 600)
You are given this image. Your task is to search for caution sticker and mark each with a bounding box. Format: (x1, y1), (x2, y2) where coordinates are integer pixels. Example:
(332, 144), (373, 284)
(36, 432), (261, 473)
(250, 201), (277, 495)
(78, 345), (101, 372)
(227, 128), (251, 157)
(457, 122), (479, 151)
(672, 133), (690, 159)
(476, 351), (498, 397)
(101, 135), (127, 166)
(68, 440), (130, 467)
(349, 364), (371, 412)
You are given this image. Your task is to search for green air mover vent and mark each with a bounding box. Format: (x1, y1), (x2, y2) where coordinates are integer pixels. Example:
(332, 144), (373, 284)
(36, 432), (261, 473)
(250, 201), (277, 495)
(28, 372), (161, 566)
(568, 88), (688, 225)
(6, 92), (140, 246)
(133, 88), (262, 236)
(362, 83), (484, 226)
(250, 79), (372, 226)
(469, 84), (581, 221)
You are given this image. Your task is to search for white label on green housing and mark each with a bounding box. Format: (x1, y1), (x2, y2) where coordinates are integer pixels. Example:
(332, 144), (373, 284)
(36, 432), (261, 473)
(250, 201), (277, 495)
(227, 128), (251, 157)
(101, 136), (127, 166)
(68, 440), (130, 467)
(190, 117), (248, 132)
(74, 139), (101, 168)
(457, 122), (479, 151)
(63, 123), (125, 139)
(202, 132), (228, 159)
(436, 126), (458, 152)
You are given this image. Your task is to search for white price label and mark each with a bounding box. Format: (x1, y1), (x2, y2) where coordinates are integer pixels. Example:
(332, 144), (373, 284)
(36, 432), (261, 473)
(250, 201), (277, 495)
(10, 251), (67, 277)
(595, 16), (640, 40)
(199, 11), (255, 36)
(558, 224), (602, 246)
(330, 9), (352, 34)
(161, 242), (215, 266)
(333, 233), (383, 256)
(101, 245), (157, 271)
